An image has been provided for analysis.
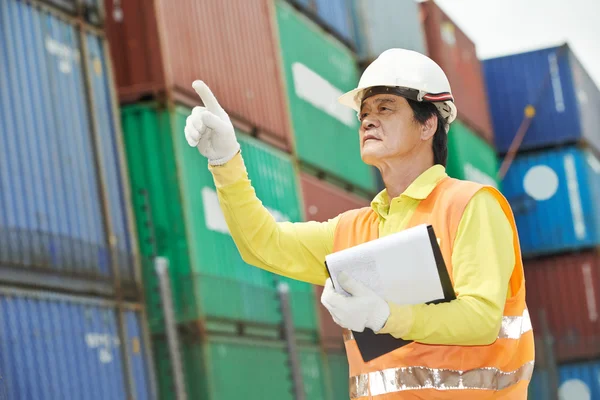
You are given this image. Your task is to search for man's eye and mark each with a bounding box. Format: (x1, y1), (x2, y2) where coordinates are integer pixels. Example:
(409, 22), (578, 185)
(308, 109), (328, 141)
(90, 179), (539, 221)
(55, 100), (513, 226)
(360, 113), (368, 120)
(380, 107), (390, 112)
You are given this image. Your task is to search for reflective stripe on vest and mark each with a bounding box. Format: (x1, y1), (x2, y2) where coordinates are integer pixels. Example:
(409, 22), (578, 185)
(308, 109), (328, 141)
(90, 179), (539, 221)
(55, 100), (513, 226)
(343, 308), (532, 342)
(349, 361), (534, 398)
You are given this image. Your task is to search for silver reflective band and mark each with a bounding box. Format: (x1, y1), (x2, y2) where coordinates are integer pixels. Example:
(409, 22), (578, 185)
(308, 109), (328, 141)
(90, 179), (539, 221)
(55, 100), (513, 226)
(498, 309), (532, 339)
(350, 361), (534, 398)
(344, 330), (354, 342)
(342, 309), (532, 343)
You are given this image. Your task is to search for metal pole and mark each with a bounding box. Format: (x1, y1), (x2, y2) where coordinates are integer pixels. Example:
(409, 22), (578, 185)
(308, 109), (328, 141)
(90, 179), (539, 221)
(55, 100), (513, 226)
(278, 282), (305, 400)
(539, 309), (559, 400)
(155, 257), (187, 400)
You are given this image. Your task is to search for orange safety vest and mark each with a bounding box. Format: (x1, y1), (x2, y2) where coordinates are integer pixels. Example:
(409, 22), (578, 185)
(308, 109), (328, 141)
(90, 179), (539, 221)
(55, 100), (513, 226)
(333, 177), (534, 399)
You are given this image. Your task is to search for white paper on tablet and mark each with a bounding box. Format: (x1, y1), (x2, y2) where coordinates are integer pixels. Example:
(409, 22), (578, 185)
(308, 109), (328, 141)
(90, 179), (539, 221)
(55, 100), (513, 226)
(324, 224), (446, 305)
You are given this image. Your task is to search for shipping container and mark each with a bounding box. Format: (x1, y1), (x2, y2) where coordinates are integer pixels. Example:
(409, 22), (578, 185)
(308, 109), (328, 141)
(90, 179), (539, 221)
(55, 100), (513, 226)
(528, 368), (551, 400)
(0, 0), (137, 285)
(122, 104), (317, 335)
(325, 351), (349, 400)
(0, 287), (155, 399)
(351, 0), (426, 64)
(525, 252), (600, 363)
(154, 335), (327, 400)
(276, 1), (376, 193)
(420, 1), (494, 144)
(558, 361), (600, 400)
(447, 120), (500, 188)
(502, 146), (600, 257)
(36, 0), (104, 25)
(300, 173), (370, 349)
(484, 44), (600, 154)
(289, 0), (355, 48)
(104, 0), (292, 150)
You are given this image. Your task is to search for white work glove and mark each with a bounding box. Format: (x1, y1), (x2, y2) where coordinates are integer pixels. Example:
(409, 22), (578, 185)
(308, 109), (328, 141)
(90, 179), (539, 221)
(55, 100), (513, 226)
(184, 80), (240, 166)
(321, 272), (390, 333)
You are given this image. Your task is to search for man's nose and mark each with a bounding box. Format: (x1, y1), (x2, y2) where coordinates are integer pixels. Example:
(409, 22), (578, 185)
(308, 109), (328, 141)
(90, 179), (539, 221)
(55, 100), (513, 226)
(361, 116), (379, 130)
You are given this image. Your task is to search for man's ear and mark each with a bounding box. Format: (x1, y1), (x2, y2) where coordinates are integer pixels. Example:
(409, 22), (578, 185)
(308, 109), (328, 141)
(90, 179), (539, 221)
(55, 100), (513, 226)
(421, 114), (438, 141)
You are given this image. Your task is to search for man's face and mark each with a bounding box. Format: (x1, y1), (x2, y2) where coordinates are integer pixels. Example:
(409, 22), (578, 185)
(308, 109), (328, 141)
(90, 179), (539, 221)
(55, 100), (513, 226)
(358, 94), (422, 166)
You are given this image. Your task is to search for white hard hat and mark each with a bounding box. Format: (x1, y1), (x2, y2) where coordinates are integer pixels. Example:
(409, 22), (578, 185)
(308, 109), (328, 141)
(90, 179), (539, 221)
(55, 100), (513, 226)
(338, 48), (457, 130)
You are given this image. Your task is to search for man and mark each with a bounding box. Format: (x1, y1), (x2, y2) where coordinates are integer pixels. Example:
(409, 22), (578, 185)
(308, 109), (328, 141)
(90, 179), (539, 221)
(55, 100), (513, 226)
(184, 49), (534, 399)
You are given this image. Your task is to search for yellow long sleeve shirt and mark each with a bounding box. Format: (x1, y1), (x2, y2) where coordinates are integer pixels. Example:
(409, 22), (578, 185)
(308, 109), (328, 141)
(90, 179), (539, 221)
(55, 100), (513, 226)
(209, 152), (515, 346)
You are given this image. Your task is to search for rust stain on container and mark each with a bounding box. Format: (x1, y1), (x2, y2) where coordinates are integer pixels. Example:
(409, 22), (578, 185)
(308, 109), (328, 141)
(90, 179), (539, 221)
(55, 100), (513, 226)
(301, 173), (370, 350)
(420, 1), (494, 145)
(525, 251), (600, 363)
(105, 0), (291, 150)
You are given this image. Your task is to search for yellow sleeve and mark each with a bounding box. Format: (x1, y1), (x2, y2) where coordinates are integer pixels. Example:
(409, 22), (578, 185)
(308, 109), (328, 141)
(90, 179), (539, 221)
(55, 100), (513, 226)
(208, 152), (338, 286)
(378, 189), (515, 345)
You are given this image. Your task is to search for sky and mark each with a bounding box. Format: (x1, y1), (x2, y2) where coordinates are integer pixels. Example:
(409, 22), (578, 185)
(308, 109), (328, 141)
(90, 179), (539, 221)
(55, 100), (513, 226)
(431, 0), (600, 87)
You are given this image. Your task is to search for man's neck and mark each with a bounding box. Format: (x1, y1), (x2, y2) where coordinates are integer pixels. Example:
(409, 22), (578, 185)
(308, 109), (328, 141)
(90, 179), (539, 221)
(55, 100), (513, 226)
(378, 155), (435, 199)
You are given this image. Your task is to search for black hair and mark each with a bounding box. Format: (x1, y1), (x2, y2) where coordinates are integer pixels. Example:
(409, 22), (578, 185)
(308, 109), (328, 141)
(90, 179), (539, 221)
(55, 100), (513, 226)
(406, 99), (448, 167)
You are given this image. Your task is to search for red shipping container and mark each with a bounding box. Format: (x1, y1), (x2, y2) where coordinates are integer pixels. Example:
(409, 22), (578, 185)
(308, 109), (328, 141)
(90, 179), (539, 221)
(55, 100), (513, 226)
(419, 1), (494, 145)
(525, 252), (600, 363)
(104, 0), (291, 151)
(301, 173), (370, 350)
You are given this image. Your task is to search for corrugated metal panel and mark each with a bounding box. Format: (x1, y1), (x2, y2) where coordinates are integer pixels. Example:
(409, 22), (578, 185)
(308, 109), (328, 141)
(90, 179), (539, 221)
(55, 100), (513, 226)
(528, 369), (551, 400)
(420, 1), (494, 144)
(154, 336), (295, 399)
(352, 0), (426, 63)
(325, 351), (349, 400)
(105, 0), (291, 150)
(447, 120), (500, 189)
(525, 252), (600, 363)
(314, 0), (354, 46)
(288, 0), (355, 48)
(36, 0), (104, 25)
(558, 361), (600, 399)
(299, 346), (328, 400)
(276, 1), (376, 192)
(300, 173), (369, 349)
(501, 146), (600, 257)
(0, 288), (153, 399)
(0, 0), (135, 282)
(85, 32), (134, 281)
(122, 104), (317, 333)
(483, 44), (600, 154)
(569, 50), (600, 153)
(125, 310), (154, 400)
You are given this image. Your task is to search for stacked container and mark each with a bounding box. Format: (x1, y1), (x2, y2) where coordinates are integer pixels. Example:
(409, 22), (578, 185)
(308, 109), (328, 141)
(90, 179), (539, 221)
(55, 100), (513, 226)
(484, 44), (600, 397)
(420, 0), (495, 146)
(104, 0), (373, 397)
(0, 0), (155, 397)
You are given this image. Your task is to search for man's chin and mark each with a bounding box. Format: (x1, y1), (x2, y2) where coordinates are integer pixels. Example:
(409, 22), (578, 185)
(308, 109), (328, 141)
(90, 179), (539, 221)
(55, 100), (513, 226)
(360, 151), (379, 166)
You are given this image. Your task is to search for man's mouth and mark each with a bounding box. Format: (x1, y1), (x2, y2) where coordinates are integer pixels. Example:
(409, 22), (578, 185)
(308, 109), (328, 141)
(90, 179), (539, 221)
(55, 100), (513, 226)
(363, 134), (380, 143)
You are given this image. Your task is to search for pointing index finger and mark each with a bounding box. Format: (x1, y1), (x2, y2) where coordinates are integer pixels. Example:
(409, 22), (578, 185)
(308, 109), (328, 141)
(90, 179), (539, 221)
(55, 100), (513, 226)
(192, 80), (222, 112)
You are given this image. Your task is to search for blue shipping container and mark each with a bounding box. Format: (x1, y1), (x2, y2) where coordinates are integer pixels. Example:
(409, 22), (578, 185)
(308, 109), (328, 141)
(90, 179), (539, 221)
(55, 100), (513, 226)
(558, 361), (600, 400)
(501, 146), (600, 257)
(351, 0), (426, 63)
(37, 0), (104, 25)
(0, 0), (135, 281)
(0, 288), (155, 399)
(289, 0), (354, 47)
(484, 44), (600, 154)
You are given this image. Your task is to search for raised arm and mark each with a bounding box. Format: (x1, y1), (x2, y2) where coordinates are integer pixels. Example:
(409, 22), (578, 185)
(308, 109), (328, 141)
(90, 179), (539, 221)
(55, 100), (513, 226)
(184, 80), (337, 286)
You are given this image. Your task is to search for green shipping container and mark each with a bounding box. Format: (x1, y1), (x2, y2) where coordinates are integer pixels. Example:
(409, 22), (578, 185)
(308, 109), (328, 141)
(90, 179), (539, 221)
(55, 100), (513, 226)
(154, 336), (327, 400)
(121, 103), (317, 334)
(446, 121), (500, 189)
(276, 1), (376, 193)
(325, 352), (350, 400)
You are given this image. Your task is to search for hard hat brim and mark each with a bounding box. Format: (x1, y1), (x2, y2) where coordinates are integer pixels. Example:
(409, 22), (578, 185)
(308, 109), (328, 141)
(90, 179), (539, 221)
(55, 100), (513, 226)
(338, 87), (362, 112)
